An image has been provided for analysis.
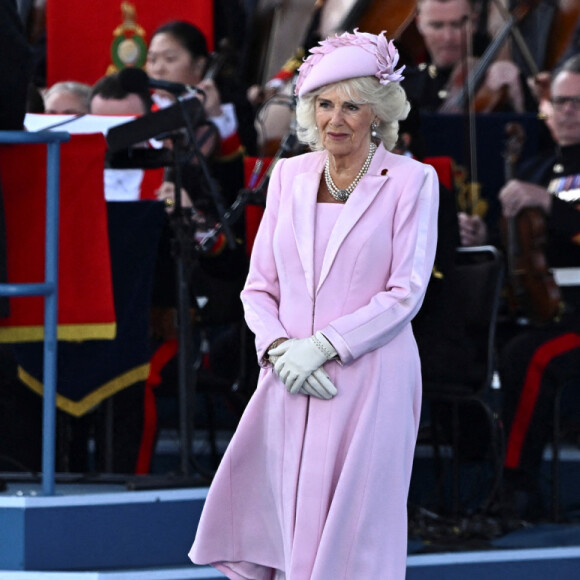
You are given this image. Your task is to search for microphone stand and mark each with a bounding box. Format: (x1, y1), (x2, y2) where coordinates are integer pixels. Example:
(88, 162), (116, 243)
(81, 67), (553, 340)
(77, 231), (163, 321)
(163, 93), (239, 482)
(167, 131), (201, 480)
(106, 97), (251, 487)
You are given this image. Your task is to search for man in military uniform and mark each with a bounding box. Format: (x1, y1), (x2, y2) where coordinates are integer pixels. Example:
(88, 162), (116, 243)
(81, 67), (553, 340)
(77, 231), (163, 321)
(403, 0), (527, 113)
(498, 54), (580, 520)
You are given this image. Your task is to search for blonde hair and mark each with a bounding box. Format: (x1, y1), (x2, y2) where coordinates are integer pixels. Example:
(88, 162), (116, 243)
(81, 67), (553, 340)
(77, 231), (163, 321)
(295, 76), (410, 151)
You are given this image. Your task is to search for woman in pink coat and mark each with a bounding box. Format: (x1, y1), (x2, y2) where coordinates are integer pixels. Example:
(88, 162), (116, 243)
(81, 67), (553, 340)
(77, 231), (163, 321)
(190, 30), (439, 579)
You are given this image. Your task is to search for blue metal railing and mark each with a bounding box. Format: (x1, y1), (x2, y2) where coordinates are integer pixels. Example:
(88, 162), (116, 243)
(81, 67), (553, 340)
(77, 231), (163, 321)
(0, 130), (70, 495)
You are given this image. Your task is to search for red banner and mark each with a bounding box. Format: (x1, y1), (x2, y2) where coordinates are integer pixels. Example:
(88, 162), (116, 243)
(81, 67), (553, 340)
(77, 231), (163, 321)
(0, 133), (116, 341)
(46, 0), (213, 86)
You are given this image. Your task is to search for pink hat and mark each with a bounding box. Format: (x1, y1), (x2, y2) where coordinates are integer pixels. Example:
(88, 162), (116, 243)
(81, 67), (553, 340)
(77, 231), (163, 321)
(295, 29), (405, 97)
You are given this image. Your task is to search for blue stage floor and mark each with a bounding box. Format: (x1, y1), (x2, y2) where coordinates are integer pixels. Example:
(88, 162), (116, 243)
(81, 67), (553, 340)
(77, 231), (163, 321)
(2, 435), (580, 579)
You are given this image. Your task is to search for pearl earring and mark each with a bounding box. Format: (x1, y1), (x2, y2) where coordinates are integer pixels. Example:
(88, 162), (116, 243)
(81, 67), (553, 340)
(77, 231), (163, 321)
(371, 121), (379, 137)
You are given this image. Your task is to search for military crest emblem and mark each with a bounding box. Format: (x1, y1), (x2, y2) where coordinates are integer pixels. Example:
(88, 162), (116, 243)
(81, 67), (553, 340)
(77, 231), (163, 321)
(107, 2), (147, 74)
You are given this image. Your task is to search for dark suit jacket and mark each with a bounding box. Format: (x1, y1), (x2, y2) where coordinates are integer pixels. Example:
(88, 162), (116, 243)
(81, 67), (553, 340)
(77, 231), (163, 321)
(0, 0), (32, 130)
(0, 0), (32, 316)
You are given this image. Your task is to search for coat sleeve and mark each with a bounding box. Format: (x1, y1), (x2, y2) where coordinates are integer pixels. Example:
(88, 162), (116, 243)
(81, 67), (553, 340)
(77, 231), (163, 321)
(322, 163), (439, 365)
(240, 158), (289, 366)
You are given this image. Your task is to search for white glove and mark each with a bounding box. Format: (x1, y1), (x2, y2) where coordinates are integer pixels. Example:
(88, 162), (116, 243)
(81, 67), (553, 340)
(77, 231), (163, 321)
(269, 331), (337, 394)
(299, 367), (337, 399)
(269, 353), (337, 399)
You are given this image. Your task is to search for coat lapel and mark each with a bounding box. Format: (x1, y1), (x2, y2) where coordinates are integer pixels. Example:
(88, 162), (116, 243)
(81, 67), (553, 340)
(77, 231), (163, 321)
(292, 169), (320, 299)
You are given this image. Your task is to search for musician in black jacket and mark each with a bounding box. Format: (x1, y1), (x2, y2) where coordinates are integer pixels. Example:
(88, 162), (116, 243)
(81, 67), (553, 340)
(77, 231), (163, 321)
(0, 0), (32, 319)
(403, 0), (530, 114)
(0, 0), (32, 317)
(498, 54), (580, 520)
(0, 0), (35, 474)
(0, 0), (32, 131)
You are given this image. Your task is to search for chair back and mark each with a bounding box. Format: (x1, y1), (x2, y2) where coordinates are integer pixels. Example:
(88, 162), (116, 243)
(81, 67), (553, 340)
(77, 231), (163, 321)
(450, 246), (504, 391)
(416, 245), (505, 515)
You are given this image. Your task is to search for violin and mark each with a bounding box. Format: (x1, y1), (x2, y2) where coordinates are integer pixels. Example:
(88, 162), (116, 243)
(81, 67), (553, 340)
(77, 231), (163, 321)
(440, 56), (512, 114)
(500, 122), (563, 325)
(439, 0), (541, 114)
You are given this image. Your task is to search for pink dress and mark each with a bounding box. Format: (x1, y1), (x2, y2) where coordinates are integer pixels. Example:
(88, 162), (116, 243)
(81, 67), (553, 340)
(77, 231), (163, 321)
(189, 145), (439, 579)
(313, 203), (343, 286)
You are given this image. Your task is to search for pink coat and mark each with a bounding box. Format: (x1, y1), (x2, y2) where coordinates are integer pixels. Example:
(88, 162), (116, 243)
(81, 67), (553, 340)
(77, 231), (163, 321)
(190, 144), (439, 579)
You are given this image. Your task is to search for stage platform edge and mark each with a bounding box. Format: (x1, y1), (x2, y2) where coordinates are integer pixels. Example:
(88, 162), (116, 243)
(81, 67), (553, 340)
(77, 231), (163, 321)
(2, 479), (580, 579)
(0, 482), (206, 572)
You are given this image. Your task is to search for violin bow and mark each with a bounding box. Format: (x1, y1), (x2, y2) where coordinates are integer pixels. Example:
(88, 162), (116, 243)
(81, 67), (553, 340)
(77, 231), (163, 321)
(490, 0), (540, 78)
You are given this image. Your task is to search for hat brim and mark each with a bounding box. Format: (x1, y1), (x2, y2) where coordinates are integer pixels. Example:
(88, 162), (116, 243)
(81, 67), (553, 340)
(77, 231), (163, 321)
(297, 45), (378, 97)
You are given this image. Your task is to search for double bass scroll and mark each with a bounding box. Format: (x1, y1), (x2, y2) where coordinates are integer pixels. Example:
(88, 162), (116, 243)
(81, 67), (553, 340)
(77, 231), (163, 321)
(339, 0), (423, 65)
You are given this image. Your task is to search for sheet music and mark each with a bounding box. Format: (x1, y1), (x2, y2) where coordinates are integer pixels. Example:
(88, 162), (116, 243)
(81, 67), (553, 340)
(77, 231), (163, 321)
(24, 113), (137, 135)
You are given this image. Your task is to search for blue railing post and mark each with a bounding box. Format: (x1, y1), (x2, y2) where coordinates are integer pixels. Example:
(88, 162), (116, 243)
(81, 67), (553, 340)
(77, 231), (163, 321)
(0, 130), (70, 495)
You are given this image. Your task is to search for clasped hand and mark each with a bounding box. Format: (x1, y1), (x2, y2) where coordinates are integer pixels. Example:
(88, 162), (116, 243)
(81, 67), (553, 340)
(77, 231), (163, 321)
(269, 333), (337, 399)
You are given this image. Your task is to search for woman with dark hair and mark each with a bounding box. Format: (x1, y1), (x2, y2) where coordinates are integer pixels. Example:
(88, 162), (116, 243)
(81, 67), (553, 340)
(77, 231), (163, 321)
(145, 21), (257, 444)
(146, 19), (256, 248)
(147, 19), (257, 157)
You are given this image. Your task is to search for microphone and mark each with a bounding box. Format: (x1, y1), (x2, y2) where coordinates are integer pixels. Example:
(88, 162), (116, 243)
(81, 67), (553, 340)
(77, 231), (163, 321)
(195, 226), (227, 256)
(118, 67), (200, 97)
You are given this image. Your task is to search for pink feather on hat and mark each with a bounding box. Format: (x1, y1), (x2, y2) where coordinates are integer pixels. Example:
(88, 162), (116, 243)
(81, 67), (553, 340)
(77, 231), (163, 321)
(295, 29), (405, 97)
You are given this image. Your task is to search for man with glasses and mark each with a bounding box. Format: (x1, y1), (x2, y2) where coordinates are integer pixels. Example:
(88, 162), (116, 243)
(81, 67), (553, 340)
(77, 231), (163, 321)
(497, 54), (580, 521)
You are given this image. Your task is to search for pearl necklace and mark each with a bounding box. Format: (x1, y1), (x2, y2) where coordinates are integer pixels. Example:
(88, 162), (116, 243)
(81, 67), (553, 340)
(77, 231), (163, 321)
(324, 142), (377, 202)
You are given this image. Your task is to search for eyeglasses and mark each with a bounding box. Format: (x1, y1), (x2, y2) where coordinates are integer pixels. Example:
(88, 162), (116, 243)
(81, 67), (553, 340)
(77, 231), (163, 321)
(550, 95), (580, 110)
